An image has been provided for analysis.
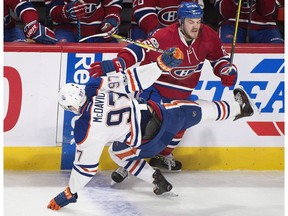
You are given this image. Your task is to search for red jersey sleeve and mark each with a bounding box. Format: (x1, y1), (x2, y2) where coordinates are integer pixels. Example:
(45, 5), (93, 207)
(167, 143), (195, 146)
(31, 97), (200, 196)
(103, 0), (123, 23)
(45, 0), (69, 23)
(215, 0), (237, 18)
(132, 0), (159, 34)
(256, 0), (276, 16)
(6, 0), (38, 24)
(202, 25), (232, 77)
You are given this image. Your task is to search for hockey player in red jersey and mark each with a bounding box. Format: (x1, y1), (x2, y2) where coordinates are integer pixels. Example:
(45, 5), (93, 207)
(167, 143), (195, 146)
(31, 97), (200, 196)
(4, 0), (57, 44)
(130, 0), (204, 40)
(45, 0), (123, 42)
(47, 48), (256, 210)
(89, 2), (238, 173)
(214, 0), (284, 43)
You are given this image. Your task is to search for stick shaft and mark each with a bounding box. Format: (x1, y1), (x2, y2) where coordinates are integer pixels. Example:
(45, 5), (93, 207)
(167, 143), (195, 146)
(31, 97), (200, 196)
(77, 0), (85, 42)
(77, 20), (81, 41)
(79, 33), (170, 55)
(230, 0), (243, 67)
(245, 0), (253, 43)
(79, 33), (109, 42)
(111, 34), (165, 54)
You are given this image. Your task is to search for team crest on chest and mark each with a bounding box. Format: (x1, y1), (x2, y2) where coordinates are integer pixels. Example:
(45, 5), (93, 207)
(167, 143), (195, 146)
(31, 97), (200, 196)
(158, 6), (178, 26)
(84, 3), (98, 17)
(169, 66), (199, 80)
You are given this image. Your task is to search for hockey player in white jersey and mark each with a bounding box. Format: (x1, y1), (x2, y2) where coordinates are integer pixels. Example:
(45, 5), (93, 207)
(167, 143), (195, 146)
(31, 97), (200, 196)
(47, 47), (257, 210)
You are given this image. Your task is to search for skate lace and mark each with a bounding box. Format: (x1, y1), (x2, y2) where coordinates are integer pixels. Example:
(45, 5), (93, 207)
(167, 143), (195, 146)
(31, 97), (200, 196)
(163, 155), (176, 170)
(115, 167), (128, 178)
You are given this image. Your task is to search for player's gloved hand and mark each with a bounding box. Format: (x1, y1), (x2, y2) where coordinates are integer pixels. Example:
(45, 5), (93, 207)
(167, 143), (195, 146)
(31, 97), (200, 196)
(62, 0), (87, 20)
(100, 17), (119, 41)
(220, 64), (238, 86)
(47, 187), (78, 210)
(157, 47), (184, 72)
(89, 57), (125, 78)
(24, 21), (57, 44)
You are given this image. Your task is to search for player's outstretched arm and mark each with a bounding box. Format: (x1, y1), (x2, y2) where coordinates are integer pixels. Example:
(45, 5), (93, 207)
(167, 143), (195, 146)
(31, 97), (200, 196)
(89, 47), (183, 79)
(98, 47), (184, 94)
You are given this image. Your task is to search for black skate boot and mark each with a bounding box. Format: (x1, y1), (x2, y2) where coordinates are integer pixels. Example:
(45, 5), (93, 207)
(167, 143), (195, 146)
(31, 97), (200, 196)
(149, 154), (182, 172)
(152, 169), (173, 195)
(111, 167), (128, 183)
(233, 87), (257, 121)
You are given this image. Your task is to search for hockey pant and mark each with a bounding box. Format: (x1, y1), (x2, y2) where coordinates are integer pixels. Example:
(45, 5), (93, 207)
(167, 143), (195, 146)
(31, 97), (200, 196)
(140, 86), (198, 157)
(108, 100), (202, 183)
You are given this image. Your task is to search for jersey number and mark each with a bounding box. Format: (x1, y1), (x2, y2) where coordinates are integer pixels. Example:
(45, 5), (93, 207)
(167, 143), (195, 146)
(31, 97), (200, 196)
(106, 92), (131, 126)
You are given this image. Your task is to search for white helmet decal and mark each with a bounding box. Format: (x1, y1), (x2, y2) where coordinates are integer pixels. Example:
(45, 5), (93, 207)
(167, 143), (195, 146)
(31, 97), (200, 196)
(58, 83), (87, 114)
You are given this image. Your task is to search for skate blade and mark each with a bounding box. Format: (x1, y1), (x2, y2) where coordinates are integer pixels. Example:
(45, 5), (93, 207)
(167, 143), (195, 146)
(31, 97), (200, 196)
(110, 180), (118, 187)
(161, 190), (178, 197)
(151, 167), (182, 173)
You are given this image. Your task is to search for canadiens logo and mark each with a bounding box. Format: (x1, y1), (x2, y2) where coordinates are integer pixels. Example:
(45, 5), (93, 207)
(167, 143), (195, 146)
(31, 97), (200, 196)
(84, 3), (98, 18)
(158, 6), (178, 26)
(169, 66), (199, 80)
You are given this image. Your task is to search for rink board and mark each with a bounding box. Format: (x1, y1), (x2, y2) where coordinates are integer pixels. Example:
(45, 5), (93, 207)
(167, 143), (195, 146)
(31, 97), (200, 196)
(3, 43), (284, 170)
(3, 146), (284, 170)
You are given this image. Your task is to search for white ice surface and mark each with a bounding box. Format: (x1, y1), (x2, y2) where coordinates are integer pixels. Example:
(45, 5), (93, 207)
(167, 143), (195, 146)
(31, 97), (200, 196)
(4, 170), (284, 216)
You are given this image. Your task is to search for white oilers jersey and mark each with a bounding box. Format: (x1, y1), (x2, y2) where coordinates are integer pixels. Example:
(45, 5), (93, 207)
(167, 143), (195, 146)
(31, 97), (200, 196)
(83, 91), (142, 147)
(69, 62), (162, 193)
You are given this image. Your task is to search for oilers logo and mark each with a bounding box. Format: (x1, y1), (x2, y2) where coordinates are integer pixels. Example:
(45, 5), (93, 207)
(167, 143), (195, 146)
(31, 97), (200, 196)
(158, 6), (178, 26)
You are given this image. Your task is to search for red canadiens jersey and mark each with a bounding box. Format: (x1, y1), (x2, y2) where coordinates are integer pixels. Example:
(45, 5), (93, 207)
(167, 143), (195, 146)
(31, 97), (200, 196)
(118, 23), (231, 99)
(131, 0), (203, 34)
(45, 0), (122, 36)
(215, 0), (277, 30)
(4, 0), (38, 29)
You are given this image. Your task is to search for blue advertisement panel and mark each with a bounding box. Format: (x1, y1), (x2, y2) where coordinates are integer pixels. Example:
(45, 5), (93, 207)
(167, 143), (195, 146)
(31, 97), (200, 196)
(182, 55), (284, 147)
(61, 52), (103, 169)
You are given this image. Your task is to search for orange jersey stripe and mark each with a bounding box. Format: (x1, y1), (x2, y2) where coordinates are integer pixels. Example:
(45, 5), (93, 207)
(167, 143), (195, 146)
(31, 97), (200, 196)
(115, 148), (138, 160)
(129, 160), (140, 173)
(82, 167), (98, 173)
(172, 100), (198, 105)
(164, 100), (198, 108)
(127, 69), (136, 92)
(126, 120), (134, 145)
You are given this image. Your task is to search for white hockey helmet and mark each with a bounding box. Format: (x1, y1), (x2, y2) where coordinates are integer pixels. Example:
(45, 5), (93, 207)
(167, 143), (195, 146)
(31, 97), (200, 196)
(58, 83), (87, 114)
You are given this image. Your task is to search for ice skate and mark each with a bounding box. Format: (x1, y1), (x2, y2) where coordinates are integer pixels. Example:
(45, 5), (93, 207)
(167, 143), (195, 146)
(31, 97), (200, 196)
(111, 167), (128, 186)
(233, 86), (258, 121)
(149, 154), (182, 172)
(152, 169), (177, 196)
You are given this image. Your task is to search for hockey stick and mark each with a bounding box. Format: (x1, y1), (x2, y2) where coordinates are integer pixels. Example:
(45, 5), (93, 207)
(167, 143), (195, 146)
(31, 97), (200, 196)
(79, 33), (110, 42)
(111, 34), (166, 54)
(80, 33), (167, 54)
(245, 0), (253, 43)
(77, 20), (81, 41)
(229, 0), (243, 68)
(77, 0), (85, 42)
